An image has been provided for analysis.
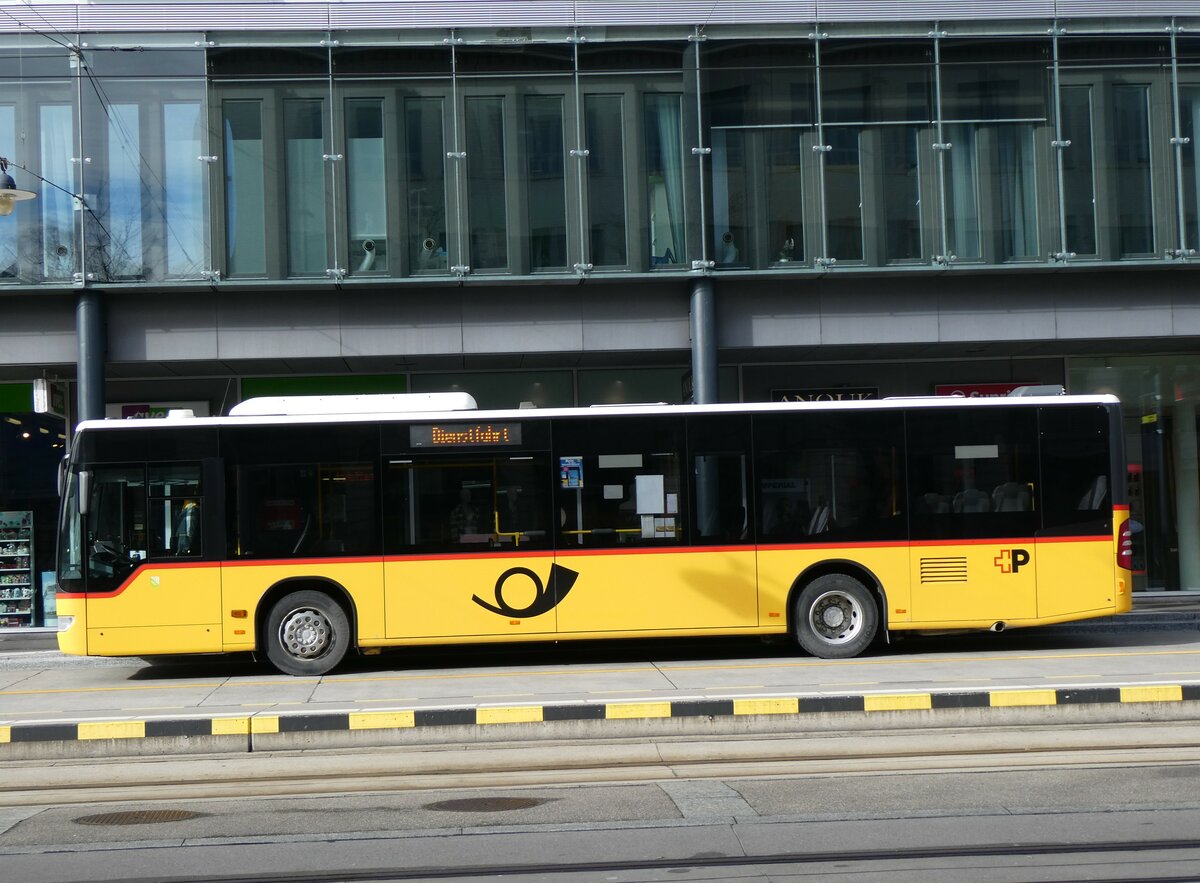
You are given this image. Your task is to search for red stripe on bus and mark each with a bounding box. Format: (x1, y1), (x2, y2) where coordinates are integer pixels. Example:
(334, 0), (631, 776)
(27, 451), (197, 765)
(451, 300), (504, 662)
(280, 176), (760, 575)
(60, 532), (1114, 598)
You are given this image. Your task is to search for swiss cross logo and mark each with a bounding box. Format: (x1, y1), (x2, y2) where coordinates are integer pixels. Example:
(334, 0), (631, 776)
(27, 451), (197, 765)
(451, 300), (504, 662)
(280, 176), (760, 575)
(994, 548), (1031, 574)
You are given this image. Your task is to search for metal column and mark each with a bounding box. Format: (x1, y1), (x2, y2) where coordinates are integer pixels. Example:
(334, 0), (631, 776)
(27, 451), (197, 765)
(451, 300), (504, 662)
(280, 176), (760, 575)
(75, 290), (106, 423)
(689, 277), (717, 404)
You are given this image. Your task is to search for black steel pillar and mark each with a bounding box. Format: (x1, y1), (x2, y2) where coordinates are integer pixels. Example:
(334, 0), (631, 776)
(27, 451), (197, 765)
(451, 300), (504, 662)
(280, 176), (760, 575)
(75, 289), (106, 423)
(689, 277), (717, 404)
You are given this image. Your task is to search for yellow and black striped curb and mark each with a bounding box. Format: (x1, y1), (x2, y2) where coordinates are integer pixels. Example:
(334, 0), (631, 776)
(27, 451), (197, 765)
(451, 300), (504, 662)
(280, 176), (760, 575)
(3, 684), (1199, 746)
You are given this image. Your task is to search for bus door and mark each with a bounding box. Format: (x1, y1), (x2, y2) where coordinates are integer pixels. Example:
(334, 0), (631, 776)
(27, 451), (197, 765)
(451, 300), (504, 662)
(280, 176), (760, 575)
(552, 415), (758, 635)
(907, 407), (1039, 625)
(83, 462), (222, 654)
(382, 448), (558, 640)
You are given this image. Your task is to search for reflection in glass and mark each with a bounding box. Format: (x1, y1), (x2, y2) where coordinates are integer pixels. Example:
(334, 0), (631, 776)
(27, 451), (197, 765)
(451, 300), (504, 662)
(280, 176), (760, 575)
(40, 104), (75, 281)
(163, 102), (205, 279)
(881, 126), (921, 262)
(224, 101), (266, 276)
(346, 99), (387, 274)
(88, 104), (142, 280)
(405, 97), (448, 274)
(284, 100), (327, 276)
(466, 96), (508, 270)
(824, 128), (863, 261)
(945, 124), (981, 260)
(767, 129), (804, 265)
(585, 94), (627, 266)
(820, 55), (932, 124)
(645, 93), (685, 267)
(1060, 85), (1097, 256)
(1183, 87), (1200, 251)
(0, 105), (16, 279)
(524, 95), (567, 270)
(1111, 84), (1153, 256)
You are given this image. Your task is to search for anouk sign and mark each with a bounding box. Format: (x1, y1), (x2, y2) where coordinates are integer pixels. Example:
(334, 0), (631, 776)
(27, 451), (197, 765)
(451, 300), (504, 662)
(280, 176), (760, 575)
(772, 387), (878, 402)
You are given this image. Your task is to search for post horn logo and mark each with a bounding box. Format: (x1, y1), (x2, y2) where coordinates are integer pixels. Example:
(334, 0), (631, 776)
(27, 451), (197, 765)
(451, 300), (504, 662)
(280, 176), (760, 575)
(472, 563), (579, 618)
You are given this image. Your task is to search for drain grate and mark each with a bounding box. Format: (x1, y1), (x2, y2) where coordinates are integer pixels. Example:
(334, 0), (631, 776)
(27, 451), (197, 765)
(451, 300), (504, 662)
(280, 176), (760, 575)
(74, 809), (204, 826)
(423, 796), (546, 813)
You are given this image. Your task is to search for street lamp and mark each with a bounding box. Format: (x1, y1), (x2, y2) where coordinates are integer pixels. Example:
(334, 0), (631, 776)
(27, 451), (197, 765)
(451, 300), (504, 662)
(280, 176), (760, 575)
(0, 157), (37, 216)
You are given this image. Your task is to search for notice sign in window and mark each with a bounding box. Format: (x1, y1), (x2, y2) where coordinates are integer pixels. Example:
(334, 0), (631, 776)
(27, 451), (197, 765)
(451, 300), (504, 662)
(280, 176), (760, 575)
(410, 423), (523, 448)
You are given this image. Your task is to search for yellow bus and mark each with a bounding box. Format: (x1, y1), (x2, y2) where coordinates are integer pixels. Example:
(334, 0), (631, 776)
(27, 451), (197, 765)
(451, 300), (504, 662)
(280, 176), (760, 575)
(55, 392), (1132, 675)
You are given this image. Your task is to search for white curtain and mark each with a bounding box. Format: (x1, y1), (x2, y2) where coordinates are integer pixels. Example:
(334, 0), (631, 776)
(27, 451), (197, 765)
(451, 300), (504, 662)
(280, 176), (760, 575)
(998, 125), (1038, 259)
(946, 123), (980, 260)
(1191, 95), (1200, 250)
(648, 94), (684, 264)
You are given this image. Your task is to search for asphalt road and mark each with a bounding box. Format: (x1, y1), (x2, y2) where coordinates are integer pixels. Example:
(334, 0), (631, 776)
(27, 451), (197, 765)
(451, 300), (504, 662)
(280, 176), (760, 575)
(2, 721), (1200, 882)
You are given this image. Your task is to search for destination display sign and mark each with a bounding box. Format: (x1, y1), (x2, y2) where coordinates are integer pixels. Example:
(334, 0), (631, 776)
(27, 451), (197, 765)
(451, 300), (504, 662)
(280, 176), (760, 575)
(410, 422), (523, 448)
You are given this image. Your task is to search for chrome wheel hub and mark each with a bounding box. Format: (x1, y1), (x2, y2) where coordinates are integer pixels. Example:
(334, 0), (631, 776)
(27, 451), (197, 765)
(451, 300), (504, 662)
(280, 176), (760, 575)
(809, 591), (862, 645)
(279, 607), (332, 659)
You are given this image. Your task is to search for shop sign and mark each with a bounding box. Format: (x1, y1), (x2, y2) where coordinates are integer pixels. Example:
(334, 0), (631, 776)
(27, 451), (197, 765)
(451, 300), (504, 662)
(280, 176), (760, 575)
(108, 401), (211, 419)
(772, 387), (878, 402)
(32, 379), (67, 418)
(934, 382), (1029, 398)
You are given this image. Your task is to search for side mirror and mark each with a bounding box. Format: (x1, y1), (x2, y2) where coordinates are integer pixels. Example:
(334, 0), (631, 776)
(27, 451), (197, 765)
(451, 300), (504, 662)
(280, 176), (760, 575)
(78, 470), (91, 516)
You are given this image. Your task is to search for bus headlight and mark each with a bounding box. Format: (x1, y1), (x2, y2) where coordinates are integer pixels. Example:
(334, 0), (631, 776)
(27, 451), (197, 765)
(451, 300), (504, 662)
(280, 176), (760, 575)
(57, 615), (75, 632)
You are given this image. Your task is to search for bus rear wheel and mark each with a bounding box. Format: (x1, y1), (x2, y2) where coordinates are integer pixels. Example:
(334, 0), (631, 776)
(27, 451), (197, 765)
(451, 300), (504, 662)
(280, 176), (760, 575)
(793, 574), (878, 659)
(265, 590), (350, 676)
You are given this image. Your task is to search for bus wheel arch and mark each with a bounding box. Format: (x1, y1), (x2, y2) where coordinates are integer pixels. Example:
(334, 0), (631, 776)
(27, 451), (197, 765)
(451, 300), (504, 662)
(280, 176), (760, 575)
(787, 562), (884, 659)
(257, 579), (356, 676)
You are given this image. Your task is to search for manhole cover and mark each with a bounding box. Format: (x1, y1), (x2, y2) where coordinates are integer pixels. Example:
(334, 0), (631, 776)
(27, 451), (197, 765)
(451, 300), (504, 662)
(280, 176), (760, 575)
(74, 809), (204, 826)
(423, 797), (546, 813)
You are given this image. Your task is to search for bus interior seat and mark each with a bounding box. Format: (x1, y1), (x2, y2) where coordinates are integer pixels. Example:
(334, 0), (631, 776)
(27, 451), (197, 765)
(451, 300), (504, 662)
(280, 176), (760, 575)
(953, 488), (991, 513)
(992, 482), (1031, 512)
(1077, 475), (1108, 510)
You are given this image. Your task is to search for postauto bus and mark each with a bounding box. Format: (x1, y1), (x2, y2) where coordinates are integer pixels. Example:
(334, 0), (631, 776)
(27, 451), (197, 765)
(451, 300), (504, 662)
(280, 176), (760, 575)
(55, 391), (1131, 675)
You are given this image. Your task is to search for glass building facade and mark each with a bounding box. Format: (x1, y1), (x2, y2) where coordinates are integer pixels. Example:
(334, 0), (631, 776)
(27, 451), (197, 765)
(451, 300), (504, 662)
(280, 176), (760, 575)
(1, 5), (1200, 609)
(2, 22), (1200, 285)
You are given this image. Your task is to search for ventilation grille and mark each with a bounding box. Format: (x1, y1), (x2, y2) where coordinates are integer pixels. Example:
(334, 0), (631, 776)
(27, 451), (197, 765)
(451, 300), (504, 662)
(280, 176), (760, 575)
(920, 557), (968, 583)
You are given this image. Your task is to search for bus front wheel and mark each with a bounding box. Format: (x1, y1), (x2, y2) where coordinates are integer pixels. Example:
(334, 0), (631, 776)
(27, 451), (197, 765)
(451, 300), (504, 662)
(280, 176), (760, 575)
(265, 590), (350, 676)
(793, 574), (878, 659)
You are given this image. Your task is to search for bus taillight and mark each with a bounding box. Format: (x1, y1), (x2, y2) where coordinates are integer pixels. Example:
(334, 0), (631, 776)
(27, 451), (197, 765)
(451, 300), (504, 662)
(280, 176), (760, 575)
(1118, 520), (1134, 571)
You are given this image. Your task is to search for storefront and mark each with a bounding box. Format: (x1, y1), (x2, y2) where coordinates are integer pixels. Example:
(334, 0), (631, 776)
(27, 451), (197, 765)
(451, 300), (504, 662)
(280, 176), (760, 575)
(1072, 357), (1200, 592)
(0, 383), (67, 627)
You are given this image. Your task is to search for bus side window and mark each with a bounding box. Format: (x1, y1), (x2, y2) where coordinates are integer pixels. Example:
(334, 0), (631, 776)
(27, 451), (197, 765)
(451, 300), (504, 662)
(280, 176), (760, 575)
(907, 406), (1038, 540)
(553, 416), (686, 549)
(1039, 405), (1112, 535)
(148, 464), (202, 558)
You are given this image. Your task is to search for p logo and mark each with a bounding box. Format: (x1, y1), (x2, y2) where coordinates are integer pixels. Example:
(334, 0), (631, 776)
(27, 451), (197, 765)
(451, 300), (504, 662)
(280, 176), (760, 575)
(994, 548), (1031, 574)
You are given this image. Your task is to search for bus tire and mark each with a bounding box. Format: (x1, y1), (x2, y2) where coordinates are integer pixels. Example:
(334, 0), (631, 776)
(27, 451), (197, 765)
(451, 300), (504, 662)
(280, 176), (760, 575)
(264, 590), (350, 676)
(793, 573), (878, 659)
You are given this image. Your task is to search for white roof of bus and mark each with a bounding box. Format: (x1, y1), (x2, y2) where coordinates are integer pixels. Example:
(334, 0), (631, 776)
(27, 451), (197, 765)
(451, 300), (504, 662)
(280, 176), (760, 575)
(75, 392), (1121, 433)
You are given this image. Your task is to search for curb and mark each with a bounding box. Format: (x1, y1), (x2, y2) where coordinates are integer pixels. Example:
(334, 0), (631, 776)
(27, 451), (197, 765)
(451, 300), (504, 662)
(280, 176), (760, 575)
(4, 683), (1200, 760)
